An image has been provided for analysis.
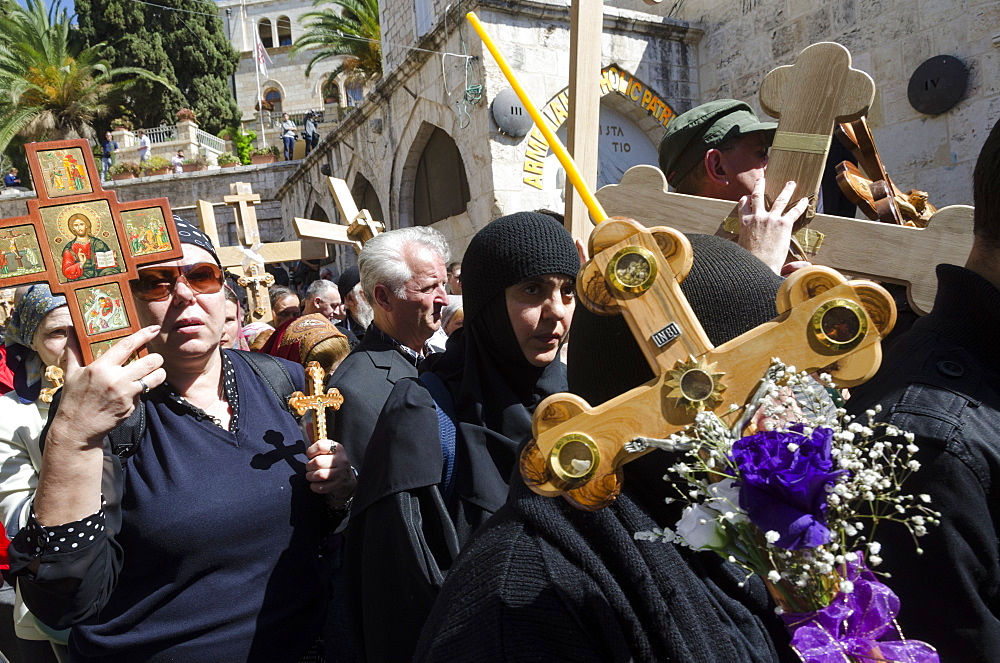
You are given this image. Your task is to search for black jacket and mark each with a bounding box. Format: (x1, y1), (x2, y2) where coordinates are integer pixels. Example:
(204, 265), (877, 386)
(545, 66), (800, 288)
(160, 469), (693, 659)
(848, 264), (1000, 662)
(326, 325), (419, 468)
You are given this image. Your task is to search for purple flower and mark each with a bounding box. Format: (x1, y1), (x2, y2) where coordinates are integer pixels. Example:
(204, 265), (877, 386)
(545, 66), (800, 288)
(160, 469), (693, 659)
(730, 425), (844, 550)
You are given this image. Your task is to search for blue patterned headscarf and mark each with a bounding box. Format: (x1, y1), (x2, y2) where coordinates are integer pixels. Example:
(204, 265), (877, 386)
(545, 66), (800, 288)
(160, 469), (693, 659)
(4, 284), (67, 404)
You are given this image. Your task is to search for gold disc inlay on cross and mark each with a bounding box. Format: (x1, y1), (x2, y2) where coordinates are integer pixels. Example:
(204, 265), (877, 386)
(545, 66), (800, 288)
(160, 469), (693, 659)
(549, 433), (600, 486)
(666, 356), (727, 413)
(811, 298), (867, 350)
(606, 246), (658, 293)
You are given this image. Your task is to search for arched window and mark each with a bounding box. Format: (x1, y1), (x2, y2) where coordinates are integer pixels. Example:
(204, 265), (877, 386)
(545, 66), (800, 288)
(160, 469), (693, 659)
(264, 88), (282, 116)
(322, 77), (341, 105)
(353, 174), (384, 223)
(258, 18), (273, 48)
(412, 128), (470, 227)
(345, 78), (364, 107)
(277, 15), (292, 46)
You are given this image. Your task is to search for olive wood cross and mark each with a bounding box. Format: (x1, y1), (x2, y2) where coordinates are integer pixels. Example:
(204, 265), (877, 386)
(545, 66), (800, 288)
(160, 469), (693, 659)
(596, 166), (973, 315)
(0, 139), (183, 364)
(291, 177), (385, 255)
(288, 361), (344, 443)
(519, 219), (896, 511)
(237, 263), (275, 318)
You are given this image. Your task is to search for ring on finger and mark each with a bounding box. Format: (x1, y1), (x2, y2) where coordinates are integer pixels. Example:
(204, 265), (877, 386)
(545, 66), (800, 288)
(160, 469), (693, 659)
(137, 378), (150, 395)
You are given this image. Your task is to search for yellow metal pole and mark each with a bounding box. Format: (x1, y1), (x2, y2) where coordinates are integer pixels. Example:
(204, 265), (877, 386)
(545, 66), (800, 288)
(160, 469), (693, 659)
(466, 11), (608, 223)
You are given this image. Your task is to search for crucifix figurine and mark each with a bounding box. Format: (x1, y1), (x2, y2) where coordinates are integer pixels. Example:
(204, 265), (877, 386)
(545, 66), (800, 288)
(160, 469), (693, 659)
(520, 219), (896, 511)
(289, 361), (345, 443)
(237, 263), (275, 319)
(0, 139), (183, 364)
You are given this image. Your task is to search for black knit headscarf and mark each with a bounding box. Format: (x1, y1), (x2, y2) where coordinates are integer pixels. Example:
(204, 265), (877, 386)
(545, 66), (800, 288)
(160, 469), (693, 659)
(422, 212), (580, 512)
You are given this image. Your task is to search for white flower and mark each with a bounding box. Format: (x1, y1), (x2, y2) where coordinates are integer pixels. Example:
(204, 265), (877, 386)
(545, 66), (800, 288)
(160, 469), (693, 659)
(919, 494), (931, 503)
(765, 530), (780, 544)
(676, 504), (729, 550)
(870, 555), (882, 566)
(840, 579), (855, 594)
(867, 541), (882, 554)
(768, 570), (781, 583)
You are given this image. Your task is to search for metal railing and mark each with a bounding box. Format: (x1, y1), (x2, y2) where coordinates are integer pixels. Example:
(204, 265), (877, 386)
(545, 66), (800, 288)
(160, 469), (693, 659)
(196, 129), (225, 153)
(142, 125), (177, 144)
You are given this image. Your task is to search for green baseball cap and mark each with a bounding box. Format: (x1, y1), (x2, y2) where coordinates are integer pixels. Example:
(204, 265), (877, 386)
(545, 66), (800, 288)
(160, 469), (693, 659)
(658, 100), (776, 188)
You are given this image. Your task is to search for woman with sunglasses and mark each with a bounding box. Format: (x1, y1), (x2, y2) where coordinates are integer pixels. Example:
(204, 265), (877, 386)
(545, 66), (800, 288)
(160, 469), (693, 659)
(8, 218), (357, 662)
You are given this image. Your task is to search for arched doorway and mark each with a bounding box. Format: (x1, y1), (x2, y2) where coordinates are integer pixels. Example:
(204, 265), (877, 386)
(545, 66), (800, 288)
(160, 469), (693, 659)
(352, 173), (385, 223)
(412, 127), (470, 228)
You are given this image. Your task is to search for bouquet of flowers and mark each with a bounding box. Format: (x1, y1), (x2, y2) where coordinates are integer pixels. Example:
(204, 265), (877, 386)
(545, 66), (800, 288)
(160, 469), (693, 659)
(634, 359), (941, 663)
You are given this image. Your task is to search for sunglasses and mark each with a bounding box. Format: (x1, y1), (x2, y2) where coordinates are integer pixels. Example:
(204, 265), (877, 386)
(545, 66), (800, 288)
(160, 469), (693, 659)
(130, 262), (224, 301)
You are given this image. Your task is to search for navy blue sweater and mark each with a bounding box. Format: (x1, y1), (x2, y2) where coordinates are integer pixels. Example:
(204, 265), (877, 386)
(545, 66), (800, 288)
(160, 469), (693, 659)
(10, 352), (330, 662)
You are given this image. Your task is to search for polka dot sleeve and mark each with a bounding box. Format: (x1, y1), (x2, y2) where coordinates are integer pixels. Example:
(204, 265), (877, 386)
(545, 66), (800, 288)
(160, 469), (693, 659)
(20, 497), (107, 557)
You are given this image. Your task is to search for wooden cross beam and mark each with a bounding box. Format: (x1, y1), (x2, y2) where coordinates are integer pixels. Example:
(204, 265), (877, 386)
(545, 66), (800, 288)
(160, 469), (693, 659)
(595, 165), (973, 315)
(0, 139), (183, 363)
(758, 42), (875, 225)
(292, 176), (385, 255)
(519, 219), (896, 511)
(195, 182), (329, 324)
(289, 360), (344, 443)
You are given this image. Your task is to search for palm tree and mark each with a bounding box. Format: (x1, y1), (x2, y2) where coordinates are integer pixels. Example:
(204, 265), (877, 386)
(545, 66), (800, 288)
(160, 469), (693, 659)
(0, 0), (174, 153)
(291, 0), (382, 86)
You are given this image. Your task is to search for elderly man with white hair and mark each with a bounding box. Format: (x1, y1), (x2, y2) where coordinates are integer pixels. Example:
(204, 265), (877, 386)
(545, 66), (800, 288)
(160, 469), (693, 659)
(326, 226), (450, 470)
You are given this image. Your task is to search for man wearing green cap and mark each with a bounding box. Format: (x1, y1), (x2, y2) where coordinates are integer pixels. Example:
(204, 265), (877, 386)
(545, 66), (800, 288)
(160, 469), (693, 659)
(659, 99), (809, 275)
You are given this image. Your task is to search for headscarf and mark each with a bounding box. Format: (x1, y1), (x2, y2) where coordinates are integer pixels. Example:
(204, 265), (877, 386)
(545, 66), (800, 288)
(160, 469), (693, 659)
(260, 313), (350, 372)
(421, 212), (580, 507)
(4, 284), (67, 404)
(241, 322), (274, 349)
(172, 215), (221, 266)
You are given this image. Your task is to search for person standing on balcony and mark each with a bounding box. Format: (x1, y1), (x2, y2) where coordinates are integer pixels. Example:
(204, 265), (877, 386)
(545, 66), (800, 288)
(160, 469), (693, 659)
(303, 112), (319, 157)
(281, 113), (297, 161)
(101, 132), (117, 180)
(137, 130), (151, 163)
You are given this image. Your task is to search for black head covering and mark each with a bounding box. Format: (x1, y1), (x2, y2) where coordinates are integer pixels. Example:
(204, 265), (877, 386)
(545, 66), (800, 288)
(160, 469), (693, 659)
(420, 212), (580, 508)
(338, 264), (360, 300)
(172, 215), (221, 266)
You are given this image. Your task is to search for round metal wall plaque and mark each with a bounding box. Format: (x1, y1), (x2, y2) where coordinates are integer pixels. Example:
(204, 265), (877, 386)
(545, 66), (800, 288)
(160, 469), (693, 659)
(606, 246), (658, 293)
(811, 299), (868, 350)
(492, 88), (533, 138)
(907, 55), (968, 115)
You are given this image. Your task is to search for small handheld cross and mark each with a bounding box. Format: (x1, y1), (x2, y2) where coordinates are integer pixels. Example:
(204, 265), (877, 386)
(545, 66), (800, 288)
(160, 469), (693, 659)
(288, 361), (345, 443)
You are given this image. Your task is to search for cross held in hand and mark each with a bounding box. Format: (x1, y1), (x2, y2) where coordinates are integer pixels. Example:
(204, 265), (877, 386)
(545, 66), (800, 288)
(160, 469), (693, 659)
(288, 361), (344, 443)
(520, 219), (896, 511)
(0, 139), (183, 364)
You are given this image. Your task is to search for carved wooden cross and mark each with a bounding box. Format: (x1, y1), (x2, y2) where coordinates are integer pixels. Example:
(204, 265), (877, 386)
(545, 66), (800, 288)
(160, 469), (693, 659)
(0, 139), (183, 363)
(292, 177), (385, 255)
(520, 219), (895, 511)
(289, 360), (344, 443)
(596, 166), (972, 315)
(195, 182), (328, 324)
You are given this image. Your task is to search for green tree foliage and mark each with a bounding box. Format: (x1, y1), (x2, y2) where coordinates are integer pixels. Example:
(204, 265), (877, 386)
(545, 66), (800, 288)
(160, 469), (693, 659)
(0, 0), (174, 155)
(75, 0), (241, 134)
(291, 0), (381, 86)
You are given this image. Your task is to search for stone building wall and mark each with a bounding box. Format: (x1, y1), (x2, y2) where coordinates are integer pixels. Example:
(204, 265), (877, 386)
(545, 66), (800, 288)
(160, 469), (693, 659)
(678, 0), (1000, 208)
(278, 0), (699, 270)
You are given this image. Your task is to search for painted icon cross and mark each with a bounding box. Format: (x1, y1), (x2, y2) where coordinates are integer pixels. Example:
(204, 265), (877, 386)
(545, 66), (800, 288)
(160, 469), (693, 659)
(289, 361), (345, 443)
(0, 139), (183, 363)
(519, 219), (896, 511)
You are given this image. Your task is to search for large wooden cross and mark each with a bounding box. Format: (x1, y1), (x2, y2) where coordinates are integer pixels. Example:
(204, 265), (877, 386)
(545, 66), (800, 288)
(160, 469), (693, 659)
(289, 360), (344, 443)
(195, 182), (329, 324)
(0, 139), (182, 363)
(595, 42), (974, 314)
(520, 219), (895, 510)
(291, 177), (385, 255)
